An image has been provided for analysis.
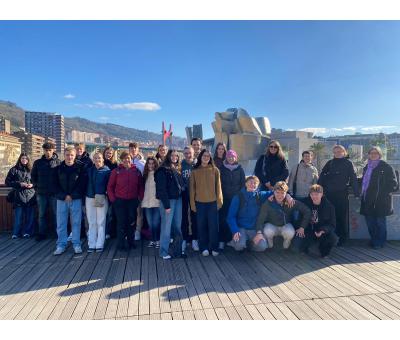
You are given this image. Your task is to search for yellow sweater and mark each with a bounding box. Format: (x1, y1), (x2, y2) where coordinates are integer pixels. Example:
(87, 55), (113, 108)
(190, 165), (223, 211)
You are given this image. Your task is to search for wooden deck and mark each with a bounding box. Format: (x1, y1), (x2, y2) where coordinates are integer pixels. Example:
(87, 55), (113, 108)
(2, 234), (400, 320)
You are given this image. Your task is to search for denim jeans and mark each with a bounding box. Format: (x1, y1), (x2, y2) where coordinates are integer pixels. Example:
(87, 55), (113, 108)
(56, 199), (82, 249)
(365, 215), (387, 247)
(196, 201), (219, 252)
(144, 207), (161, 242)
(13, 206), (35, 236)
(37, 194), (57, 236)
(232, 228), (268, 252)
(159, 199), (182, 257)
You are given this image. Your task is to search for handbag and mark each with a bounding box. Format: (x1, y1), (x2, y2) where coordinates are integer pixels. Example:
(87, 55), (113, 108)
(94, 194), (106, 207)
(6, 189), (16, 204)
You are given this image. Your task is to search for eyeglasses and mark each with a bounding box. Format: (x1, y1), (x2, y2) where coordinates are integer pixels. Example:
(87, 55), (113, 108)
(269, 145), (278, 149)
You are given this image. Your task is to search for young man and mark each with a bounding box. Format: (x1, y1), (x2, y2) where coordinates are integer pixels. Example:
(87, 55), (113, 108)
(191, 138), (202, 164)
(31, 142), (61, 241)
(53, 146), (87, 255)
(75, 143), (93, 169)
(255, 181), (311, 249)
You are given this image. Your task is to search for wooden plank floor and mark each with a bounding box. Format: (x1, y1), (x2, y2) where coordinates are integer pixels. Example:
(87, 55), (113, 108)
(2, 234), (400, 320)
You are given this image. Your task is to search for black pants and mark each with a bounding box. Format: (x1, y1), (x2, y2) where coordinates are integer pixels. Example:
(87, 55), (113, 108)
(113, 198), (139, 249)
(196, 201), (219, 252)
(181, 190), (198, 242)
(301, 229), (337, 257)
(326, 190), (349, 243)
(218, 197), (232, 243)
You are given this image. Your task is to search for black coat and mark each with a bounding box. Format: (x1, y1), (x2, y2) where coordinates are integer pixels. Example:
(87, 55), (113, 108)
(318, 157), (359, 195)
(76, 151), (93, 170)
(220, 163), (245, 200)
(5, 165), (36, 207)
(254, 154), (289, 186)
(360, 160), (398, 217)
(31, 153), (61, 195)
(55, 161), (87, 200)
(302, 196), (336, 233)
(154, 166), (183, 209)
(104, 159), (118, 171)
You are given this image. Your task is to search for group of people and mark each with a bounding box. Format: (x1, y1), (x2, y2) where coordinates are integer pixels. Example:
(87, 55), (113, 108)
(5, 137), (399, 260)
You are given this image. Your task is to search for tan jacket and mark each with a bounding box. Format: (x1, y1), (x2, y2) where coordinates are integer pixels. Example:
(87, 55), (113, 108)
(288, 162), (319, 198)
(141, 171), (160, 208)
(190, 165), (223, 211)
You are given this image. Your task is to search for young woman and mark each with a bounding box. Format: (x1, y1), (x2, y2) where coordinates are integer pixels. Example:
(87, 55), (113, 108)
(103, 146), (118, 171)
(318, 145), (359, 246)
(360, 146), (398, 249)
(155, 150), (185, 259)
(155, 144), (168, 164)
(142, 156), (161, 248)
(254, 140), (289, 190)
(86, 152), (111, 252)
(107, 151), (144, 250)
(213, 142), (227, 170)
(190, 149), (223, 256)
(103, 146), (118, 240)
(5, 153), (36, 239)
(218, 149), (245, 250)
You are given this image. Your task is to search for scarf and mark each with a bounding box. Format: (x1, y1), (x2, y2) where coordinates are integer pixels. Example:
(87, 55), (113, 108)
(362, 159), (381, 197)
(223, 159), (239, 171)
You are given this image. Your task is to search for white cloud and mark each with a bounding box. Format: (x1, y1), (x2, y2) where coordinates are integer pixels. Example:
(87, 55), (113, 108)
(298, 127), (328, 135)
(81, 101), (161, 111)
(63, 93), (75, 99)
(290, 125), (399, 137)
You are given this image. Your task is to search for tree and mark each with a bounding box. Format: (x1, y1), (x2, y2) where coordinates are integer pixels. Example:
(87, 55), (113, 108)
(310, 142), (326, 173)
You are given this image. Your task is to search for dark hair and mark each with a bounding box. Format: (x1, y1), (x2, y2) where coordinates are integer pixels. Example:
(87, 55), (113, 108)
(119, 151), (131, 161)
(213, 142), (227, 160)
(42, 142), (56, 150)
(191, 137), (202, 145)
(143, 156), (159, 181)
(103, 146), (117, 164)
(129, 142), (139, 148)
(161, 149), (181, 172)
(194, 149), (215, 169)
(302, 150), (312, 157)
(16, 152), (32, 171)
(266, 140), (285, 161)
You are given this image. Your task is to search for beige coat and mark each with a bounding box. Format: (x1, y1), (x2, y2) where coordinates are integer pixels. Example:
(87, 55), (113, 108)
(141, 171), (160, 208)
(288, 161), (319, 198)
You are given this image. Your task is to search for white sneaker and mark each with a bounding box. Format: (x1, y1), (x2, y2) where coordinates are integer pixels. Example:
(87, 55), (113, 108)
(170, 238), (173, 244)
(53, 247), (65, 255)
(212, 251), (219, 257)
(192, 240), (199, 251)
(202, 250), (209, 257)
(105, 234), (111, 240)
(67, 233), (72, 242)
(218, 242), (225, 250)
(155, 241), (160, 248)
(148, 241), (155, 248)
(283, 239), (291, 249)
(162, 255), (172, 260)
(74, 245), (83, 254)
(11, 235), (18, 239)
(135, 230), (141, 241)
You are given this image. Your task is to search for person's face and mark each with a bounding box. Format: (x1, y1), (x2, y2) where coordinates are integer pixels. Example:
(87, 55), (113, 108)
(44, 148), (54, 159)
(245, 179), (258, 192)
(183, 148), (194, 162)
(20, 156), (29, 165)
(310, 192), (323, 205)
(130, 146), (139, 157)
(122, 155), (132, 167)
(105, 149), (113, 160)
(147, 159), (155, 171)
(170, 152), (179, 164)
(333, 147), (345, 159)
(201, 151), (211, 165)
(226, 154), (237, 165)
(217, 145), (225, 158)
(93, 154), (104, 168)
(369, 150), (381, 161)
(274, 189), (286, 203)
(75, 146), (85, 157)
(192, 140), (201, 153)
(159, 146), (167, 157)
(269, 143), (278, 154)
(302, 153), (312, 164)
(65, 151), (76, 165)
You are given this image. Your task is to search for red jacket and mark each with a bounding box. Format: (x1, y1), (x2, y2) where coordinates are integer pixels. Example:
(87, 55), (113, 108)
(107, 164), (144, 202)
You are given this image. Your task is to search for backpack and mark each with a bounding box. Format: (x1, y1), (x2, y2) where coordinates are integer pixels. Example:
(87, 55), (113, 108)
(237, 191), (262, 212)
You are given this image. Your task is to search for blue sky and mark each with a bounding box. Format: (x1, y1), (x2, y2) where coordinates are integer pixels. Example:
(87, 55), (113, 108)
(0, 20), (399, 138)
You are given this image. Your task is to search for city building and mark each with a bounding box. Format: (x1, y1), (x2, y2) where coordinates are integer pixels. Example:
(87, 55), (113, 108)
(0, 133), (22, 184)
(66, 130), (100, 144)
(25, 111), (65, 157)
(0, 116), (11, 134)
(12, 131), (56, 161)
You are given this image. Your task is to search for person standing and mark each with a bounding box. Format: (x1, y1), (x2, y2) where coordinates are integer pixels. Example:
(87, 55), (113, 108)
(5, 153), (36, 239)
(318, 145), (359, 246)
(142, 156), (161, 248)
(85, 152), (111, 252)
(103, 146), (118, 171)
(107, 151), (144, 251)
(190, 149), (223, 256)
(288, 150), (319, 199)
(360, 146), (398, 249)
(103, 146), (118, 239)
(254, 140), (289, 190)
(218, 149), (245, 250)
(53, 146), (87, 255)
(191, 138), (202, 164)
(155, 150), (185, 259)
(155, 144), (168, 164)
(213, 142), (227, 170)
(31, 142), (60, 241)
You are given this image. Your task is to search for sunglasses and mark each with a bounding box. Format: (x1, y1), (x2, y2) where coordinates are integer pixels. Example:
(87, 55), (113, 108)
(269, 145), (278, 149)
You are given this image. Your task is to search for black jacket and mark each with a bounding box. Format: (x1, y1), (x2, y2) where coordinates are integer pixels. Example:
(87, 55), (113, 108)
(55, 161), (87, 200)
(154, 166), (184, 209)
(254, 154), (289, 186)
(220, 163), (245, 200)
(31, 153), (61, 195)
(302, 196), (336, 234)
(5, 165), (36, 207)
(76, 151), (93, 170)
(104, 159), (118, 171)
(360, 160), (398, 217)
(318, 157), (359, 195)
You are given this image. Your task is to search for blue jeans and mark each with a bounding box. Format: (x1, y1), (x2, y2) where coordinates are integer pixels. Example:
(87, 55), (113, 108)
(37, 194), (57, 236)
(144, 207), (161, 242)
(196, 201), (219, 252)
(159, 199), (182, 257)
(13, 206), (35, 236)
(365, 215), (387, 247)
(56, 199), (82, 249)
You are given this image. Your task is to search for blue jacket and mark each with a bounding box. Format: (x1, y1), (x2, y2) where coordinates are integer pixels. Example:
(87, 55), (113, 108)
(86, 165), (111, 198)
(227, 188), (273, 233)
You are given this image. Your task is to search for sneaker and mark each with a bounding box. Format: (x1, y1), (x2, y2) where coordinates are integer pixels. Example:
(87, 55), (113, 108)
(202, 250), (209, 257)
(148, 241), (155, 248)
(155, 241), (160, 249)
(192, 240), (199, 251)
(11, 235), (18, 239)
(226, 240), (235, 248)
(67, 233), (72, 242)
(73, 245), (83, 254)
(105, 234), (111, 240)
(23, 233), (30, 238)
(170, 238), (174, 244)
(218, 242), (225, 250)
(96, 248), (103, 253)
(134, 230), (141, 241)
(162, 255), (172, 260)
(87, 248), (95, 253)
(53, 247), (65, 255)
(212, 251), (219, 257)
(283, 239), (291, 249)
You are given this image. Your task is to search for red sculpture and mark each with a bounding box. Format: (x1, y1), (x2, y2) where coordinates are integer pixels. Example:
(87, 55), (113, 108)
(162, 121), (173, 146)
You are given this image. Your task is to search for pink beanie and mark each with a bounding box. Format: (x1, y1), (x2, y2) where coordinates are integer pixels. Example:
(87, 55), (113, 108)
(226, 149), (238, 159)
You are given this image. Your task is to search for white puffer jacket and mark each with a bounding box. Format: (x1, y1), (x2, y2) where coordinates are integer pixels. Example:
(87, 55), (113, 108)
(141, 171), (160, 208)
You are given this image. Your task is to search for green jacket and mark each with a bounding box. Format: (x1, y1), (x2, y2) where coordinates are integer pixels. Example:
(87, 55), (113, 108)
(255, 199), (311, 232)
